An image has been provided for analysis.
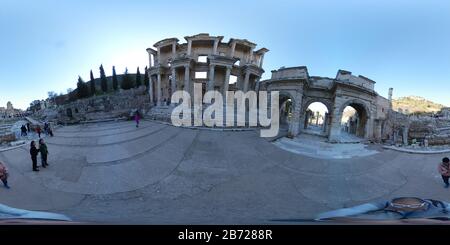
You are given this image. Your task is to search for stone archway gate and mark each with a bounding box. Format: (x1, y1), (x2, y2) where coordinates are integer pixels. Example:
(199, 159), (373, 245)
(260, 67), (380, 142)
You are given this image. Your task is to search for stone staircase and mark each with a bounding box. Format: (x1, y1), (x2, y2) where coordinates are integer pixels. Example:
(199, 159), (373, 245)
(0, 124), (12, 135)
(146, 104), (261, 128)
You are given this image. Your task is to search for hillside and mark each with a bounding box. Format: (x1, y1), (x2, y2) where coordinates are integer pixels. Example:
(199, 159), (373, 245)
(392, 96), (445, 114)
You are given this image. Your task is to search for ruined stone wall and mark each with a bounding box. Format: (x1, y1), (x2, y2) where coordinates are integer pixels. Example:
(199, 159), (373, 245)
(57, 86), (150, 124)
(0, 133), (16, 144)
(408, 117), (450, 145)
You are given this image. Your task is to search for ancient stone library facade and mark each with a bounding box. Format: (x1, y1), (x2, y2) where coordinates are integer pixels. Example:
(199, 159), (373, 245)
(146, 33), (392, 142)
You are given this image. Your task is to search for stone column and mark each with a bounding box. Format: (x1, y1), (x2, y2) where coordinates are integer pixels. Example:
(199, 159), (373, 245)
(223, 66), (231, 96)
(254, 77), (261, 94)
(230, 42), (236, 58)
(328, 111), (343, 142)
(249, 50), (254, 64)
(288, 90), (303, 137)
(148, 73), (154, 105)
(171, 67), (176, 103)
(187, 40), (192, 56)
(157, 72), (162, 106)
(259, 55), (265, 68)
(148, 54), (153, 67)
(213, 40), (219, 55)
(243, 71), (250, 92)
(402, 126), (409, 145)
(208, 64), (215, 91)
(323, 113), (329, 132)
(172, 42), (176, 60)
(156, 47), (161, 66)
(184, 65), (190, 93)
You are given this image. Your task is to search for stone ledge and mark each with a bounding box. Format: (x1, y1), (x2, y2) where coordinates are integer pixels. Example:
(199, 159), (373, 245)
(143, 118), (257, 132)
(383, 145), (450, 154)
(0, 141), (27, 152)
(80, 117), (127, 124)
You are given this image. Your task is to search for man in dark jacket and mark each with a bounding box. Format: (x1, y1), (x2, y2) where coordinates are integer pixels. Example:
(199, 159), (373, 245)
(30, 141), (39, 171)
(39, 139), (49, 168)
(21, 125), (27, 136)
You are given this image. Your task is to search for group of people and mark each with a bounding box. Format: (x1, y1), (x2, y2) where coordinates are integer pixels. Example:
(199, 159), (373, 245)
(29, 139), (49, 172)
(19, 122), (53, 138)
(43, 122), (54, 137)
(0, 138), (50, 189)
(20, 123), (30, 136)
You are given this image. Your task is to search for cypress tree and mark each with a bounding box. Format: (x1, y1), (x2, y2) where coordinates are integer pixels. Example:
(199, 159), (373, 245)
(144, 66), (149, 89)
(121, 67), (134, 90)
(112, 66), (118, 90)
(99, 64), (108, 92)
(89, 70), (96, 95)
(135, 67), (141, 88)
(77, 76), (89, 99)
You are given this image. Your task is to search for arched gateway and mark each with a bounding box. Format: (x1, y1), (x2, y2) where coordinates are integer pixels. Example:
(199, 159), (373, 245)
(260, 67), (388, 142)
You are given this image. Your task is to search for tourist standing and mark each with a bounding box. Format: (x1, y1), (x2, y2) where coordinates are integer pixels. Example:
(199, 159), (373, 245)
(134, 110), (141, 128)
(44, 122), (49, 135)
(438, 157), (450, 188)
(48, 126), (54, 137)
(21, 125), (27, 136)
(30, 141), (39, 172)
(26, 123), (30, 133)
(39, 139), (49, 168)
(0, 161), (10, 189)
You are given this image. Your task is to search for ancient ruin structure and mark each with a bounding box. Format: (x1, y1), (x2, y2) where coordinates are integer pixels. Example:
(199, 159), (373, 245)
(0, 102), (24, 119)
(36, 33), (450, 145)
(261, 67), (391, 142)
(144, 33), (397, 142)
(146, 33), (268, 106)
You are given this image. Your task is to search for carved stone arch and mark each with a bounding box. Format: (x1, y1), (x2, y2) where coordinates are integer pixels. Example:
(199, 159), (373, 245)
(300, 97), (334, 136)
(337, 98), (373, 138)
(278, 90), (297, 129)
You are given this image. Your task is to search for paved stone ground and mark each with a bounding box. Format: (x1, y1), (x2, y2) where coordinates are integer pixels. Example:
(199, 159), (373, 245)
(0, 120), (449, 224)
(273, 134), (378, 159)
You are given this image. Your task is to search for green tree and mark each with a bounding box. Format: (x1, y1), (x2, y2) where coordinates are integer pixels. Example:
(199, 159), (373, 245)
(121, 67), (134, 90)
(135, 67), (141, 88)
(89, 69), (96, 95)
(99, 64), (108, 92)
(112, 66), (118, 91)
(77, 76), (89, 99)
(144, 66), (149, 90)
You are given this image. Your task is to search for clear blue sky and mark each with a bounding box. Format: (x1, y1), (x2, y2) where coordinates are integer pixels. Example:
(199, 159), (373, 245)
(1, 0), (449, 110)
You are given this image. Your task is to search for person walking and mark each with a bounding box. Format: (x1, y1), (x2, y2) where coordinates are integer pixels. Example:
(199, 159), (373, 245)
(36, 125), (42, 138)
(134, 110), (141, 128)
(30, 141), (39, 172)
(438, 157), (450, 188)
(26, 123), (30, 133)
(39, 139), (49, 168)
(0, 161), (10, 189)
